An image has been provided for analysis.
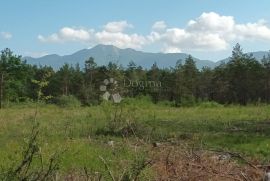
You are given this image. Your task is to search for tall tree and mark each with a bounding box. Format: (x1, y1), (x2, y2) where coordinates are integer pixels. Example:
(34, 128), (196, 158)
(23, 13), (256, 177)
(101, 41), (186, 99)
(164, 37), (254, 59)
(83, 57), (98, 105)
(181, 55), (199, 99)
(0, 48), (28, 108)
(262, 52), (270, 102)
(226, 43), (263, 104)
(58, 63), (73, 95)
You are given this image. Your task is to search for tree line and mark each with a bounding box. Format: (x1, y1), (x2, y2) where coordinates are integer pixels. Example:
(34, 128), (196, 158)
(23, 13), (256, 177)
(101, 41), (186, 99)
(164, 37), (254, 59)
(1, 43), (270, 108)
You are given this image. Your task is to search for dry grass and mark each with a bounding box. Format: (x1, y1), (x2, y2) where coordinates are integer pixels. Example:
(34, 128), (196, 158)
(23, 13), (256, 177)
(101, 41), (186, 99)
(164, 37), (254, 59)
(151, 145), (265, 181)
(46, 144), (267, 181)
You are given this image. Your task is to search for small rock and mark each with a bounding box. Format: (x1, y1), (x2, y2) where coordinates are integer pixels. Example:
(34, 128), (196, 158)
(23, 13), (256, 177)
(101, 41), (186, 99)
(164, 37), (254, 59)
(265, 172), (270, 181)
(108, 140), (114, 147)
(218, 154), (231, 160)
(152, 142), (162, 147)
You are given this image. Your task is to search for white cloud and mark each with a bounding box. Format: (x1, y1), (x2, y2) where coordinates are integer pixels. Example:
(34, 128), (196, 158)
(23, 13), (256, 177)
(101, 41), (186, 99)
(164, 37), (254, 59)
(235, 21), (270, 40)
(152, 21), (167, 32)
(104, 21), (133, 33)
(187, 12), (235, 34)
(1, 32), (12, 39)
(38, 27), (93, 43)
(163, 46), (182, 53)
(95, 31), (146, 49)
(38, 14), (270, 52)
(38, 21), (146, 49)
(156, 28), (228, 52)
(149, 12), (270, 52)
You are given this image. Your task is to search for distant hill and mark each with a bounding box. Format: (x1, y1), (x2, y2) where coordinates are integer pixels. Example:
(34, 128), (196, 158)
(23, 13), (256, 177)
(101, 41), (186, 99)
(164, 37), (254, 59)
(216, 51), (270, 65)
(24, 44), (270, 69)
(24, 44), (215, 69)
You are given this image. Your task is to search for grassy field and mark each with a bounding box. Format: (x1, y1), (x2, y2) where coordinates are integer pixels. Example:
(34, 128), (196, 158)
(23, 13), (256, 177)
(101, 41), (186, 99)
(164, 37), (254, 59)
(1, 99), (270, 179)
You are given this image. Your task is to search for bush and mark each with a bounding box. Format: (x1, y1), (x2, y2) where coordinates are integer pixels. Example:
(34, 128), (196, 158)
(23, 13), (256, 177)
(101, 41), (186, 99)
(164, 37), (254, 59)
(1, 124), (61, 181)
(122, 95), (154, 108)
(179, 95), (197, 107)
(55, 95), (81, 108)
(198, 101), (223, 108)
(157, 100), (174, 107)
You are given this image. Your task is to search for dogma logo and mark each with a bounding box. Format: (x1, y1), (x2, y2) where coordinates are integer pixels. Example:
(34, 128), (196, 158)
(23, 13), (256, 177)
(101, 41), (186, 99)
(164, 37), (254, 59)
(99, 77), (122, 103)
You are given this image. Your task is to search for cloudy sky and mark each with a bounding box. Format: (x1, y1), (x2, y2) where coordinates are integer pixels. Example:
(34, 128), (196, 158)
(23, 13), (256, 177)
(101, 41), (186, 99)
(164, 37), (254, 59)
(1, 0), (270, 61)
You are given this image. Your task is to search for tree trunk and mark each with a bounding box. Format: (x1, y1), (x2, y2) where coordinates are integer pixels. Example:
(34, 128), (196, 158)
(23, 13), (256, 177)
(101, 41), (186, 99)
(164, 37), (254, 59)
(0, 73), (4, 109)
(65, 83), (68, 95)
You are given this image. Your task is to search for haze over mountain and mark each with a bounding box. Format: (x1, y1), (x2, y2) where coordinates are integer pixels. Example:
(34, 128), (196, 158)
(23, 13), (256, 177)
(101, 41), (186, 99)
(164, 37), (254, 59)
(217, 51), (270, 64)
(24, 44), (270, 69)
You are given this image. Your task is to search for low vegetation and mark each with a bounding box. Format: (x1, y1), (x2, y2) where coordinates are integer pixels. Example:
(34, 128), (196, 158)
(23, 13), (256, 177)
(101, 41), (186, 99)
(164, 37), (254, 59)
(1, 44), (270, 180)
(1, 99), (270, 180)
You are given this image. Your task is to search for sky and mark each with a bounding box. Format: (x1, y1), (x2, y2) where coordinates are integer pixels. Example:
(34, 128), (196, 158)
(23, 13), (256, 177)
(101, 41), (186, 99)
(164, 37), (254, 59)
(1, 0), (270, 61)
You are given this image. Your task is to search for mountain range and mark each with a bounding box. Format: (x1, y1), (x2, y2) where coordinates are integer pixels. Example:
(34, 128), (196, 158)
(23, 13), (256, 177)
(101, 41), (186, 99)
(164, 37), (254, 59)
(24, 44), (270, 69)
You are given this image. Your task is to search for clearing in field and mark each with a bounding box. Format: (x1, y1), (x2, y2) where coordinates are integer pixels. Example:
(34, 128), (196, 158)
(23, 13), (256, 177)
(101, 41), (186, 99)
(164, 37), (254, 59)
(1, 99), (270, 180)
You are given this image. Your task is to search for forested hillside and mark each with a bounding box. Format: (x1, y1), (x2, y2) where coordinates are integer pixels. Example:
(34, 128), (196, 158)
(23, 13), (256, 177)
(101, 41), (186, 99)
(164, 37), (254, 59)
(1, 43), (270, 108)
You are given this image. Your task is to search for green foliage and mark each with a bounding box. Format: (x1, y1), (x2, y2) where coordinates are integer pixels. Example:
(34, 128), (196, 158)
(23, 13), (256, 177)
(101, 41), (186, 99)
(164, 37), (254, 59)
(0, 124), (61, 181)
(31, 77), (52, 102)
(122, 96), (153, 108)
(96, 100), (153, 138)
(197, 101), (223, 108)
(157, 100), (174, 107)
(2, 104), (270, 178)
(1, 44), (270, 106)
(0, 48), (32, 108)
(55, 95), (81, 108)
(121, 154), (151, 181)
(179, 95), (197, 107)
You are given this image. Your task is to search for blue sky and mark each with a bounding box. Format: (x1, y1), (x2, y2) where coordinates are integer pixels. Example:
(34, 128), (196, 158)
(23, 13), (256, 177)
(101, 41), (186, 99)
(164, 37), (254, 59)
(1, 0), (270, 61)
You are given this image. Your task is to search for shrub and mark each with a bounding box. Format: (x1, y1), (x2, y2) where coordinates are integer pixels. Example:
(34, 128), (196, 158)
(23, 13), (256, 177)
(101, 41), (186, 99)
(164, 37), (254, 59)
(55, 95), (81, 108)
(0, 124), (61, 181)
(157, 100), (174, 107)
(179, 95), (197, 107)
(122, 95), (154, 108)
(96, 101), (153, 138)
(198, 101), (223, 108)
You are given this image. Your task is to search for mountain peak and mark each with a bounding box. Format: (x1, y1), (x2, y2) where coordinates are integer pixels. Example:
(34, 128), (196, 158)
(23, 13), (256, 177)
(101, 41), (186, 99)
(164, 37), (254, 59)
(23, 45), (216, 69)
(24, 44), (270, 70)
(92, 44), (120, 50)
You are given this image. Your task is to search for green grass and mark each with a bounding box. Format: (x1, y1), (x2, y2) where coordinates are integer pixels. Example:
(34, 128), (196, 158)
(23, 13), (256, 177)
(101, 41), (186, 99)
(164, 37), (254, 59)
(1, 100), (270, 177)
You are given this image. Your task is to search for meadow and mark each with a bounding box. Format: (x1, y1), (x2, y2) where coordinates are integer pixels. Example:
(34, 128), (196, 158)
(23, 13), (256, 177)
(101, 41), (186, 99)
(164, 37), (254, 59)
(1, 98), (270, 180)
